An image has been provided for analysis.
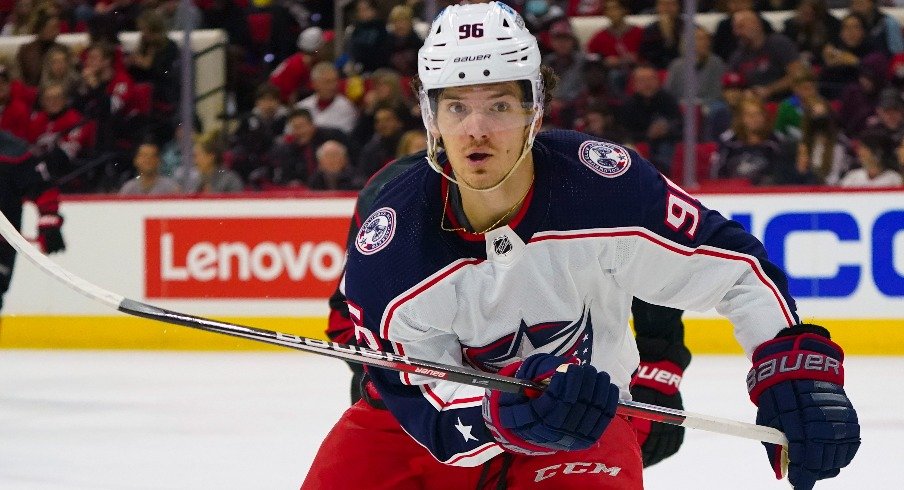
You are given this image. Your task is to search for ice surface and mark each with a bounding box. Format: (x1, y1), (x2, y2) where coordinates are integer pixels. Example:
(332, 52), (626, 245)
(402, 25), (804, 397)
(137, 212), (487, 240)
(0, 351), (898, 489)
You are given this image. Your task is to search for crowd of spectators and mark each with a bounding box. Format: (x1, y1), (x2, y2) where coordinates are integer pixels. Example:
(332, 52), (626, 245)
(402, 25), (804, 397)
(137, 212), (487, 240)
(1, 0), (903, 196)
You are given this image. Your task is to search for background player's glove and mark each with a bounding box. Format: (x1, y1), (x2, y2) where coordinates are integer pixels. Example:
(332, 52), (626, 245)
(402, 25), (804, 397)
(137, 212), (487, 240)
(748, 324), (860, 490)
(630, 337), (691, 467)
(34, 188), (65, 254)
(483, 353), (619, 455)
(37, 213), (65, 254)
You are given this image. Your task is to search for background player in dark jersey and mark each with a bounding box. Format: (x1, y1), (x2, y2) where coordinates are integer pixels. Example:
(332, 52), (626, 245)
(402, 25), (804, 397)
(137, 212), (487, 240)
(305, 3), (858, 489)
(326, 152), (690, 469)
(0, 130), (66, 313)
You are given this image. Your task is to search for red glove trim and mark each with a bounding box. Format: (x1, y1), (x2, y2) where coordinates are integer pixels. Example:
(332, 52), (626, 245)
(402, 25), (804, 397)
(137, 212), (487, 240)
(37, 214), (62, 228)
(326, 309), (355, 345)
(34, 188), (60, 215)
(631, 360), (683, 396)
(747, 334), (845, 404)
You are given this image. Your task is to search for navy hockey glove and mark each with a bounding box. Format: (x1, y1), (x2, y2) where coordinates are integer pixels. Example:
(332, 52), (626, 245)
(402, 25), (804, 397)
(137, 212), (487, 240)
(748, 325), (860, 490)
(630, 338), (691, 467)
(483, 353), (619, 455)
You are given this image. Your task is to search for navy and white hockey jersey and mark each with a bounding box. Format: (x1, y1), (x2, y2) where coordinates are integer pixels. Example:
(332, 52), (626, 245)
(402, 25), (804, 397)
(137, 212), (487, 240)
(343, 130), (798, 467)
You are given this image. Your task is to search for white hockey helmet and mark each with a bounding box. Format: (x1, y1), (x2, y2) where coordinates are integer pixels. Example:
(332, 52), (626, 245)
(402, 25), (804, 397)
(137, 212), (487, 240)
(417, 1), (544, 188)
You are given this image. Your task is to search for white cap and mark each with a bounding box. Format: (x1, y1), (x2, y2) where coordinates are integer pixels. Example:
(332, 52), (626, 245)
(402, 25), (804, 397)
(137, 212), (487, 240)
(298, 27), (325, 53)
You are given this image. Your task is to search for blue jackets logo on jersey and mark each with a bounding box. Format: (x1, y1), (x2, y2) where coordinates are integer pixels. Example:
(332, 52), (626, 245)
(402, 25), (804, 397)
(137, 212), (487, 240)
(462, 306), (594, 372)
(578, 141), (631, 178)
(355, 207), (397, 255)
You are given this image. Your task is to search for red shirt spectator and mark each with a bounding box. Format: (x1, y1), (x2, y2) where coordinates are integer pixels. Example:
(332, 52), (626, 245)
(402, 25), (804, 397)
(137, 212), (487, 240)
(28, 83), (93, 159)
(268, 27), (326, 103)
(586, 0), (643, 66)
(0, 67), (31, 140)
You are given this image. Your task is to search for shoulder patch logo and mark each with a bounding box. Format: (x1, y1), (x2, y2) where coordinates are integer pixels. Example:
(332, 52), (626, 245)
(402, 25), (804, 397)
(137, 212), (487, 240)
(578, 141), (631, 178)
(355, 207), (397, 255)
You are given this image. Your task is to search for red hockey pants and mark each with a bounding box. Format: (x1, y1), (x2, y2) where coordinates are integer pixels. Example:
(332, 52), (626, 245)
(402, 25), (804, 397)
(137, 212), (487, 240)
(301, 399), (643, 489)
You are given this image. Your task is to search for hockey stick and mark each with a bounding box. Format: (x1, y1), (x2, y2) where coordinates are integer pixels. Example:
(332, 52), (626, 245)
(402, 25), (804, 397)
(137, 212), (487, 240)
(0, 213), (788, 448)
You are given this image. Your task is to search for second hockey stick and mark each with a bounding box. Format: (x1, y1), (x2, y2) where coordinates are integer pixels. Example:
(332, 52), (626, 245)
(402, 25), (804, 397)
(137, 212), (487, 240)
(0, 212), (788, 448)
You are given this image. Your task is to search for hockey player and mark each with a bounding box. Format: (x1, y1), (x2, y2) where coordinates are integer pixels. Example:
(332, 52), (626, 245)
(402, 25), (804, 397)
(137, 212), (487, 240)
(326, 156), (691, 468)
(305, 3), (859, 489)
(0, 131), (66, 313)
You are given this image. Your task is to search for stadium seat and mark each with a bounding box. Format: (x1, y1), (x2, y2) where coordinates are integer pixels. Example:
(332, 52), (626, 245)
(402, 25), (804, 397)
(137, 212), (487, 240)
(669, 141), (718, 186)
(131, 83), (153, 115)
(248, 12), (273, 46)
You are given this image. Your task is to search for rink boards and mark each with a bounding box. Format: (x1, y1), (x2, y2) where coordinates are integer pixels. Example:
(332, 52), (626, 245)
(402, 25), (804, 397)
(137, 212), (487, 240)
(1, 188), (902, 354)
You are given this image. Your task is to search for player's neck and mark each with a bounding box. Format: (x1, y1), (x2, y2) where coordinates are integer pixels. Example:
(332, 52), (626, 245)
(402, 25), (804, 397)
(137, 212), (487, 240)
(459, 157), (535, 234)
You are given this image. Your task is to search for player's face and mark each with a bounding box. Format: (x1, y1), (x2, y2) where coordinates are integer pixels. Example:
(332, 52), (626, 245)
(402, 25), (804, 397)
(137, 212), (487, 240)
(434, 82), (534, 189)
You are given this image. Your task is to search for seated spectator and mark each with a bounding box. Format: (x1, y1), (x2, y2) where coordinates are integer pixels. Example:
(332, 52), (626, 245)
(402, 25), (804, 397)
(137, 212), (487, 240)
(774, 67), (821, 140)
(28, 82), (93, 160)
(820, 13), (880, 100)
(396, 129), (427, 158)
(386, 5), (423, 77)
(782, 0), (840, 67)
(790, 99), (851, 185)
(521, 0), (566, 38)
(575, 101), (629, 143)
(586, 0), (642, 96)
(268, 27), (325, 104)
(308, 140), (363, 191)
(183, 132), (244, 194)
(345, 0), (390, 75)
(713, 95), (786, 185)
(74, 42), (136, 153)
(566, 0), (605, 17)
(357, 104), (408, 180)
(664, 27), (726, 108)
(16, 7), (66, 87)
(270, 108), (349, 187)
(838, 54), (888, 138)
(543, 20), (588, 128)
(570, 58), (616, 121)
(638, 0), (683, 70)
(706, 71), (749, 140)
(119, 141), (181, 195)
(839, 130), (903, 187)
(729, 9), (802, 101)
(126, 9), (180, 116)
(353, 68), (413, 145)
(850, 0), (904, 55)
(712, 0), (773, 62)
(40, 45), (80, 97)
(2, 0), (35, 36)
(297, 62), (359, 135)
(230, 83), (288, 182)
(618, 64), (682, 173)
(160, 115), (201, 178)
(864, 87), (904, 143)
(0, 65), (32, 141)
